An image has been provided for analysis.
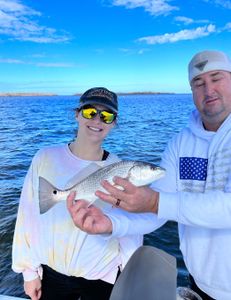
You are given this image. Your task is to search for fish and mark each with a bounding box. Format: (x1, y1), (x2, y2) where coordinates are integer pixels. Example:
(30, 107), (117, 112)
(38, 160), (165, 214)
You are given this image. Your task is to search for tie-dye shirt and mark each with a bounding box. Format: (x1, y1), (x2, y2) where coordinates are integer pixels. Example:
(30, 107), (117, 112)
(12, 144), (155, 283)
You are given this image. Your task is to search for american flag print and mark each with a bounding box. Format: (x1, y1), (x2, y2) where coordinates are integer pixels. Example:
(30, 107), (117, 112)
(180, 157), (208, 181)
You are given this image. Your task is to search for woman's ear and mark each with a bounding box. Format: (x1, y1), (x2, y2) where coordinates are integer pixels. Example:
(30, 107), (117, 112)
(75, 109), (79, 120)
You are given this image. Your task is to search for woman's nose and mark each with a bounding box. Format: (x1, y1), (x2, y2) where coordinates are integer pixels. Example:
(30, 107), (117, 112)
(92, 113), (102, 123)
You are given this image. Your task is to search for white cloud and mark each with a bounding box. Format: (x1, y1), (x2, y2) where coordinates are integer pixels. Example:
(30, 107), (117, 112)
(0, 0), (71, 43)
(203, 0), (231, 9)
(0, 57), (75, 67)
(119, 48), (132, 53)
(0, 58), (24, 63)
(112, 0), (178, 16)
(175, 16), (194, 25)
(137, 24), (216, 44)
(174, 16), (209, 25)
(119, 47), (150, 55)
(137, 48), (150, 54)
(30, 53), (46, 58)
(223, 22), (231, 30)
(36, 62), (75, 67)
(0, 0), (40, 16)
(15, 35), (70, 43)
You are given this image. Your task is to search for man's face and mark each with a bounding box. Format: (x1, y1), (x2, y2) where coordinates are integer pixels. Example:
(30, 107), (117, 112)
(191, 70), (231, 131)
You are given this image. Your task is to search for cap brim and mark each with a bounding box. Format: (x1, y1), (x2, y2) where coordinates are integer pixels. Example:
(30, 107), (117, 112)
(79, 99), (118, 113)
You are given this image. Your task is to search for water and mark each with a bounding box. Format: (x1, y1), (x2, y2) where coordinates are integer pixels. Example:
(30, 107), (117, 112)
(0, 94), (194, 297)
(176, 287), (203, 300)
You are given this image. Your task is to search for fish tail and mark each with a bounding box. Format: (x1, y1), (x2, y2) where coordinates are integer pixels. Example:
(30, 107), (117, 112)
(39, 176), (59, 214)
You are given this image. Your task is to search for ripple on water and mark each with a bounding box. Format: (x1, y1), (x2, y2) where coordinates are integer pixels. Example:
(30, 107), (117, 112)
(0, 94), (194, 296)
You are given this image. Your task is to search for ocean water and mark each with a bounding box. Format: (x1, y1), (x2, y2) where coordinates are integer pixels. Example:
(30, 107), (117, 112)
(0, 94), (194, 298)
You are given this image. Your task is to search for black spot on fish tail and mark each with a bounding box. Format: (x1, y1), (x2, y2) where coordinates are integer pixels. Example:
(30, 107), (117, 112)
(39, 176), (59, 214)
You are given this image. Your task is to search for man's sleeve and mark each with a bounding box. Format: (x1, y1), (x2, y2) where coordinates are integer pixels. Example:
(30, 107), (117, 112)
(158, 190), (231, 229)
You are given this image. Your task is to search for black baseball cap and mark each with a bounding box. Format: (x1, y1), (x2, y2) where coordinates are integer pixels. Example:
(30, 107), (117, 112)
(79, 87), (118, 113)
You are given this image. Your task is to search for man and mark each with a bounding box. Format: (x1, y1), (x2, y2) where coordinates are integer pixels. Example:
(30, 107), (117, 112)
(67, 50), (231, 300)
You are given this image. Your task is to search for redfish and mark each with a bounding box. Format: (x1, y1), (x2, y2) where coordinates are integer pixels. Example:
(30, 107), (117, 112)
(39, 160), (165, 214)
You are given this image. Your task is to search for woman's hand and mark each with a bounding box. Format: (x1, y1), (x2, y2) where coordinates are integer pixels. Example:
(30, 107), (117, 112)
(66, 191), (113, 234)
(24, 277), (42, 300)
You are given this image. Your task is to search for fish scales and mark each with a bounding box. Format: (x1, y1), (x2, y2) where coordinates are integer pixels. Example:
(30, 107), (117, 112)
(76, 161), (136, 197)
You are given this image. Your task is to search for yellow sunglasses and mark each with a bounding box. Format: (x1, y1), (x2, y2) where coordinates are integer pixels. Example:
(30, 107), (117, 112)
(80, 106), (117, 124)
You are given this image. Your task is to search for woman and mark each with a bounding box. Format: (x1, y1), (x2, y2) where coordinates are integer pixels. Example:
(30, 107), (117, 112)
(12, 87), (156, 300)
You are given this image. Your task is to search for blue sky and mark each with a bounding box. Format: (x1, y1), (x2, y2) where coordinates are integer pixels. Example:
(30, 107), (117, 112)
(0, 0), (231, 95)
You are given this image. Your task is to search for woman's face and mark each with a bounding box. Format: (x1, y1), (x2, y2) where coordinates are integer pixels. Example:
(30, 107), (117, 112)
(76, 104), (116, 144)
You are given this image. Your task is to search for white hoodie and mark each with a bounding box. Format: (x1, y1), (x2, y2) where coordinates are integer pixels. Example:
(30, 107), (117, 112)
(107, 110), (231, 299)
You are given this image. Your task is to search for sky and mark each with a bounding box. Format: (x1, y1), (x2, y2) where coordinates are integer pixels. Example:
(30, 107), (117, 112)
(0, 0), (231, 95)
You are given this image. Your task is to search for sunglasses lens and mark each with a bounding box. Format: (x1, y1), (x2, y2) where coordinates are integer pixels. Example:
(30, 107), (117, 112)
(82, 108), (97, 119)
(81, 106), (116, 124)
(100, 111), (116, 124)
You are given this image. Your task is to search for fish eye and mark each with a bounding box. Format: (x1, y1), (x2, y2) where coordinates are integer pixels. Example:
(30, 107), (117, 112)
(53, 190), (57, 195)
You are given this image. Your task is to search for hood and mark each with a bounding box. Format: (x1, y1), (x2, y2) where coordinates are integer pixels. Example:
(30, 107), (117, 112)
(188, 109), (215, 140)
(188, 109), (231, 139)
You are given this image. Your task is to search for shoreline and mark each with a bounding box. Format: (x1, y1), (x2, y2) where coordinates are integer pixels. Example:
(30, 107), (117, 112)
(0, 93), (57, 97)
(0, 92), (176, 97)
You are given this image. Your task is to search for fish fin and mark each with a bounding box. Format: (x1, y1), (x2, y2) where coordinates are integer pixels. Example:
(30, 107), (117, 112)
(65, 163), (102, 189)
(113, 184), (124, 191)
(39, 177), (59, 214)
(87, 196), (98, 207)
(88, 197), (110, 210)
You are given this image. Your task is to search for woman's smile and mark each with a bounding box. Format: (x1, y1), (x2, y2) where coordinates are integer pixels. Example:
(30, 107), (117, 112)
(87, 125), (103, 132)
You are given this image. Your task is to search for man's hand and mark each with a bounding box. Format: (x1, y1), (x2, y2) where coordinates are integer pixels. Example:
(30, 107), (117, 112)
(66, 191), (113, 234)
(24, 277), (42, 300)
(95, 177), (159, 213)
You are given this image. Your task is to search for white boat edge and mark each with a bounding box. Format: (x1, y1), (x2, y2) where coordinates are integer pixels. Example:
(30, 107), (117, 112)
(0, 296), (26, 299)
